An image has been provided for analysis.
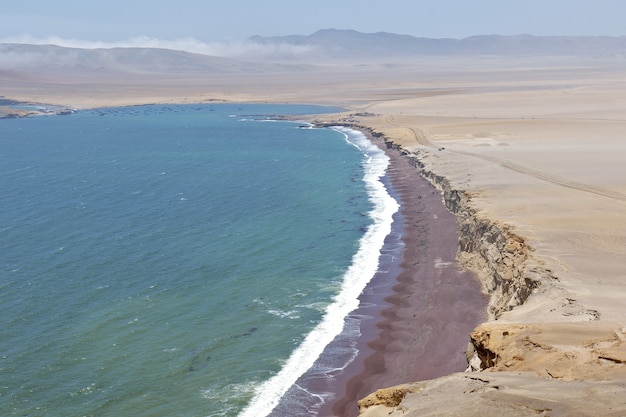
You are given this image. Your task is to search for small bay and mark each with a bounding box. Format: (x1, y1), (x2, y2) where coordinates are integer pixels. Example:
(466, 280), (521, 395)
(0, 104), (395, 416)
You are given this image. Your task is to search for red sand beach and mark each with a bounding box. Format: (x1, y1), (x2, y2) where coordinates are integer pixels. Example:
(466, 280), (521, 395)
(318, 130), (487, 417)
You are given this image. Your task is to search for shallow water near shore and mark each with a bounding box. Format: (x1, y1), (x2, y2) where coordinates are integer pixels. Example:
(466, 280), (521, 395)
(0, 104), (396, 416)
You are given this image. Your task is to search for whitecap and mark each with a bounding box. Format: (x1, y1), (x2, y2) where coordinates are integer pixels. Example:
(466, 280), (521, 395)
(163, 347), (179, 353)
(296, 301), (329, 313)
(202, 380), (260, 415)
(267, 309), (300, 319)
(70, 383), (96, 397)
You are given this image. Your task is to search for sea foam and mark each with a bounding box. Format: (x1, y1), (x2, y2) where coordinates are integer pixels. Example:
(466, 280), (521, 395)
(238, 127), (398, 417)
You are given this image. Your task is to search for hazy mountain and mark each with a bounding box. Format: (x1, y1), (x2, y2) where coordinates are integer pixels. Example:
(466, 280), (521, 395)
(0, 43), (311, 76)
(249, 29), (626, 59)
(249, 29), (454, 58)
(2, 30), (626, 80)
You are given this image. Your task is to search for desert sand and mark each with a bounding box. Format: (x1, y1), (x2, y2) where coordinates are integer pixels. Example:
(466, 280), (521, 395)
(328, 59), (626, 416)
(337, 61), (626, 415)
(4, 53), (626, 415)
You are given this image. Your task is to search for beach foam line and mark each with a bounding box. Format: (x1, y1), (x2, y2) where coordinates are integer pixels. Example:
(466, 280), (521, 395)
(237, 126), (399, 417)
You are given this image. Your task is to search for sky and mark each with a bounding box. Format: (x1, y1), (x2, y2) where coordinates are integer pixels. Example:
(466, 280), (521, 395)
(1, 0), (624, 50)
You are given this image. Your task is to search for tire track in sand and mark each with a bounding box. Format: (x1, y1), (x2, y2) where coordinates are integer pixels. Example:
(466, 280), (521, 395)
(384, 116), (434, 147)
(384, 117), (626, 203)
(454, 149), (626, 203)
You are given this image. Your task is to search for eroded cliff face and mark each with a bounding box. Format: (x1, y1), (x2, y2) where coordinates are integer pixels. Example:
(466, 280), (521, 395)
(385, 144), (553, 322)
(354, 134), (626, 417)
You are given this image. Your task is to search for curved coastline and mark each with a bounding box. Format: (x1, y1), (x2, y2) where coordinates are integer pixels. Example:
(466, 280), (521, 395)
(318, 126), (487, 417)
(238, 126), (399, 417)
(262, 122), (483, 417)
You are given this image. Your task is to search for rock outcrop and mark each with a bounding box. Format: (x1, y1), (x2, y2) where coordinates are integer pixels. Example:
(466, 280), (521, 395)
(358, 372), (626, 417)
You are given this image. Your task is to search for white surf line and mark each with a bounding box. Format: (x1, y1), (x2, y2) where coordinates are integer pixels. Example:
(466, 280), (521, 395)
(238, 126), (398, 417)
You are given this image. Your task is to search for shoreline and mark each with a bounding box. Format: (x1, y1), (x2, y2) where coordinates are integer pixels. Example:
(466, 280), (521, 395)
(232, 120), (487, 416)
(315, 126), (487, 416)
(240, 123), (399, 417)
(1, 102), (489, 415)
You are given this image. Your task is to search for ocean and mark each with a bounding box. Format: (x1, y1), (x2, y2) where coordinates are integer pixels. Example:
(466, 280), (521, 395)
(0, 104), (398, 416)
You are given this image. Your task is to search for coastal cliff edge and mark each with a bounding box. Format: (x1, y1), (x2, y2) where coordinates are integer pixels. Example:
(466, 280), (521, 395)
(326, 121), (626, 417)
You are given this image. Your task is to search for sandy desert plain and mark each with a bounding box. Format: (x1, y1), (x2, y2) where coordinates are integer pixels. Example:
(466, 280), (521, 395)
(3, 49), (626, 416)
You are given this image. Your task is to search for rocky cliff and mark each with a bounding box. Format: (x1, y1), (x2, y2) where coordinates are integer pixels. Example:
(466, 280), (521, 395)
(355, 132), (626, 417)
(384, 143), (553, 321)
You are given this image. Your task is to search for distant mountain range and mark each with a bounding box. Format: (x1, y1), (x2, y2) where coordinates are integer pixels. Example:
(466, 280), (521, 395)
(0, 43), (311, 76)
(249, 29), (626, 59)
(2, 30), (626, 78)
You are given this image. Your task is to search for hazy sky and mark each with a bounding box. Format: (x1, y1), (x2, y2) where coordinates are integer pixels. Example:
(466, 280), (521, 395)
(1, 0), (624, 44)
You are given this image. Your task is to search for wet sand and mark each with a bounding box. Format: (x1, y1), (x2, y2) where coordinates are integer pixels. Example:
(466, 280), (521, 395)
(320, 131), (487, 417)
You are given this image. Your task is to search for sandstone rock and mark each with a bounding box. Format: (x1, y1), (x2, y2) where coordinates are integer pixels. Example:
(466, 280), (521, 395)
(359, 372), (626, 417)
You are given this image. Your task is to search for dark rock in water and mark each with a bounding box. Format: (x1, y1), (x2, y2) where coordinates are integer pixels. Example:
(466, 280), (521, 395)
(188, 354), (212, 372)
(234, 327), (259, 338)
(186, 327), (259, 372)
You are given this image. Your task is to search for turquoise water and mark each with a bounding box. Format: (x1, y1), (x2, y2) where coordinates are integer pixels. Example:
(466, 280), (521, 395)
(0, 104), (396, 416)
